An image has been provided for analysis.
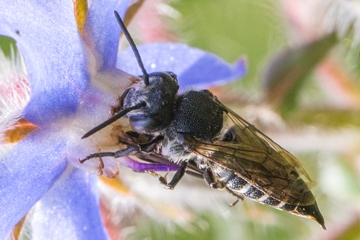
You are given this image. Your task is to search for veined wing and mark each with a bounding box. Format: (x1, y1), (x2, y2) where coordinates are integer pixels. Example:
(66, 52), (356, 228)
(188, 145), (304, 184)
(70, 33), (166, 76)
(193, 103), (316, 205)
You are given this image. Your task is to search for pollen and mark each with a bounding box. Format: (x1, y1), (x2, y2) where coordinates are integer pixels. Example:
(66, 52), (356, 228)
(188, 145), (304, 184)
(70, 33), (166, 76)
(73, 0), (88, 34)
(4, 118), (37, 143)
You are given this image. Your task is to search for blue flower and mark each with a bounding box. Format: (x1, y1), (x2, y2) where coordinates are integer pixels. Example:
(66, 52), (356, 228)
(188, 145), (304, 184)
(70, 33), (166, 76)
(0, 0), (246, 238)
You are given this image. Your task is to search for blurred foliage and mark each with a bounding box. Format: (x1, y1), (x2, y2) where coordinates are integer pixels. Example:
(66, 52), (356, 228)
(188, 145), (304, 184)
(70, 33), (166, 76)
(168, 0), (286, 90)
(262, 33), (338, 114)
(0, 35), (16, 56)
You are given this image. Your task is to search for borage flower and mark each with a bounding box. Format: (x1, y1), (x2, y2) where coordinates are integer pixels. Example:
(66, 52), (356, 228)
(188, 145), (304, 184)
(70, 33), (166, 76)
(0, 0), (246, 239)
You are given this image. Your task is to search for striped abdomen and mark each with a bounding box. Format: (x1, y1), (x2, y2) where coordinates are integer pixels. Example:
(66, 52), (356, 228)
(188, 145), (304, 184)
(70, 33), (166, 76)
(210, 164), (325, 229)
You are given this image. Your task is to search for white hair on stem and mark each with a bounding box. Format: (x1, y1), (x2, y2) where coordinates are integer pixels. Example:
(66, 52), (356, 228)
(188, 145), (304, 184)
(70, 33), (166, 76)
(0, 46), (29, 156)
(321, 0), (360, 45)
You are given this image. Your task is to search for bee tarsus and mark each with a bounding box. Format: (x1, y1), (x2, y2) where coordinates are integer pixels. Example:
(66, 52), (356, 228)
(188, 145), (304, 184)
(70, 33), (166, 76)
(80, 145), (140, 163)
(145, 161), (188, 190)
(229, 199), (241, 207)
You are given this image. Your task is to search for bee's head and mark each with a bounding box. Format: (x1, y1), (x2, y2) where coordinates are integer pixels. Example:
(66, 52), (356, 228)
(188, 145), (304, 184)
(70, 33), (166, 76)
(82, 12), (179, 139)
(122, 71), (179, 134)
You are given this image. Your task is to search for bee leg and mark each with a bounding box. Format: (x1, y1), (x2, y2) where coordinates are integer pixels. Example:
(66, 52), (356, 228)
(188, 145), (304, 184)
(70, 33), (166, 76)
(228, 197), (245, 207)
(146, 171), (169, 186)
(146, 161), (188, 190)
(229, 199), (240, 207)
(185, 169), (203, 179)
(220, 126), (237, 142)
(80, 145), (139, 163)
(204, 169), (225, 189)
(225, 188), (244, 207)
(139, 135), (164, 152)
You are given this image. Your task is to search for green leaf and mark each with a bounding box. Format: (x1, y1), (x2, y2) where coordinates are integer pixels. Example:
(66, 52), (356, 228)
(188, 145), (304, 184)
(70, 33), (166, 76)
(262, 33), (337, 114)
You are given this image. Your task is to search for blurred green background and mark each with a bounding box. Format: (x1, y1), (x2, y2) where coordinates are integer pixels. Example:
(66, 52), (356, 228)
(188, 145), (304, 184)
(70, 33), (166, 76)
(0, 36), (15, 56)
(1, 0), (360, 239)
(169, 0), (286, 90)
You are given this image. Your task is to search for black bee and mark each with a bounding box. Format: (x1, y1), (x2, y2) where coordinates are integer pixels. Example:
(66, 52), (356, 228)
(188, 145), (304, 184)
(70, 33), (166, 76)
(81, 11), (325, 229)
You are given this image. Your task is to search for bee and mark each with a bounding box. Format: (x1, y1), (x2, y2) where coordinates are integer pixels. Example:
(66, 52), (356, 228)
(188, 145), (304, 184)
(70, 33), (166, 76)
(81, 11), (325, 229)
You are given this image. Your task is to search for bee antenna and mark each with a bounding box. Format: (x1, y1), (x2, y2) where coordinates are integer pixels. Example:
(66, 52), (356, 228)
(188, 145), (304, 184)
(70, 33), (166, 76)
(114, 11), (149, 86)
(81, 101), (146, 139)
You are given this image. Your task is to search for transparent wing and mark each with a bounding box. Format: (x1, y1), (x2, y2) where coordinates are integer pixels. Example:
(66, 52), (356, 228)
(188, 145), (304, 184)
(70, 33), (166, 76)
(193, 103), (315, 205)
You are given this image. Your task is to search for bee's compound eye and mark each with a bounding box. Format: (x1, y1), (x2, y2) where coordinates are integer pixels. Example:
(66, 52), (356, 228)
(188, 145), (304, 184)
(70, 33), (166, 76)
(165, 71), (177, 80)
(199, 89), (214, 97)
(129, 115), (149, 127)
(148, 72), (178, 84)
(129, 115), (158, 132)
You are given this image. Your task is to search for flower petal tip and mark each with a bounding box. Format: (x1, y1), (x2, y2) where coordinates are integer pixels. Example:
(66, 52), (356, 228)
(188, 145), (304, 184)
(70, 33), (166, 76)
(233, 56), (247, 79)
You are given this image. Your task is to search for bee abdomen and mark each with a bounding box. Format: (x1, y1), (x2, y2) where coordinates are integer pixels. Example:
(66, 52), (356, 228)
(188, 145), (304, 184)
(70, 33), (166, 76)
(224, 172), (325, 229)
(225, 173), (269, 202)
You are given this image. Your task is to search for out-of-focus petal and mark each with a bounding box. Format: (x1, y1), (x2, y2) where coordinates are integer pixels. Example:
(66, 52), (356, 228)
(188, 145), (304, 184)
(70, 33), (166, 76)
(0, 0), (89, 126)
(0, 129), (68, 238)
(117, 43), (247, 89)
(31, 168), (108, 240)
(83, 0), (130, 70)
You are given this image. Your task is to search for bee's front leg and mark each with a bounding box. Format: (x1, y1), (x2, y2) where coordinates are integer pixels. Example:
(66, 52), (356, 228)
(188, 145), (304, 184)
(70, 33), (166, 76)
(204, 168), (226, 189)
(80, 145), (139, 163)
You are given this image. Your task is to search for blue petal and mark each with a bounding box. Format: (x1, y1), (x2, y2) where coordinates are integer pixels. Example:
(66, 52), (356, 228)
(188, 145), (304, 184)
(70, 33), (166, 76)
(0, 1), (89, 126)
(0, 129), (67, 238)
(31, 168), (108, 240)
(83, 0), (130, 70)
(117, 43), (247, 89)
